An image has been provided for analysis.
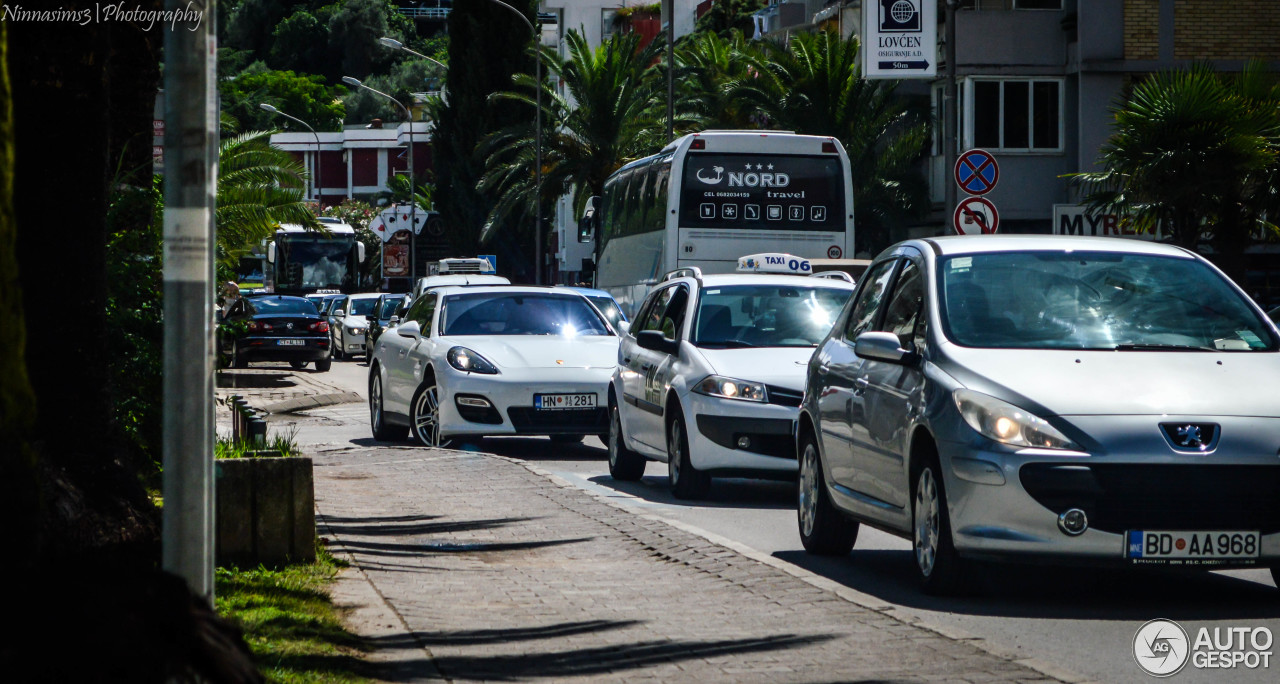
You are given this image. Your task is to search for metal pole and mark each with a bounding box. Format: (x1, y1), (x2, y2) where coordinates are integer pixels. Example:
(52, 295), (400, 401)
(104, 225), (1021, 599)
(944, 0), (958, 233)
(343, 78), (412, 288)
(162, 0), (216, 602)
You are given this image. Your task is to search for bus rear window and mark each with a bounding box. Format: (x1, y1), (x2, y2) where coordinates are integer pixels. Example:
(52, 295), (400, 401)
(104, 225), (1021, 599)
(678, 153), (844, 231)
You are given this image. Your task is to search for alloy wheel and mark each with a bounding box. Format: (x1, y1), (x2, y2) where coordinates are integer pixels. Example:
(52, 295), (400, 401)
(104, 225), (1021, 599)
(413, 385), (443, 446)
(608, 408), (622, 469)
(915, 467), (940, 577)
(667, 419), (683, 485)
(799, 443), (820, 539)
(370, 375), (384, 432)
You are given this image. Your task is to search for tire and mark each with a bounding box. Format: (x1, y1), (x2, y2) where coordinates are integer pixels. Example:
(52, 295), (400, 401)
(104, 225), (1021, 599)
(410, 378), (454, 448)
(333, 337), (346, 361)
(550, 434), (583, 444)
(667, 412), (709, 499)
(798, 431), (858, 555)
(370, 371), (407, 441)
(912, 454), (967, 595)
(313, 358), (332, 372)
(608, 402), (645, 481)
(230, 341), (247, 369)
(289, 360), (308, 370)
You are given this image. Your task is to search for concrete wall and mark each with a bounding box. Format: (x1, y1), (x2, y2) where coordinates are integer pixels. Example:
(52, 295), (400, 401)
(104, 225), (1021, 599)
(217, 457), (316, 568)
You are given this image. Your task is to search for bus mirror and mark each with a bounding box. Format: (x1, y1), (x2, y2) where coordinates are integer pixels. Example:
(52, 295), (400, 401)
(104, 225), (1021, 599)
(267, 241), (276, 264)
(579, 196), (600, 244)
(357, 242), (366, 263)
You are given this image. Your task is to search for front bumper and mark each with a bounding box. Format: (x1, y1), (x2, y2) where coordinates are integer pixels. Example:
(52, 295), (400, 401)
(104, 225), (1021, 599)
(437, 365), (613, 437)
(939, 437), (1280, 566)
(684, 390), (800, 474)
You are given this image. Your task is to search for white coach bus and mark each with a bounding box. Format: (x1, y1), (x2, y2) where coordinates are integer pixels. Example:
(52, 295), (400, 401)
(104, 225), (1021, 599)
(589, 130), (855, 316)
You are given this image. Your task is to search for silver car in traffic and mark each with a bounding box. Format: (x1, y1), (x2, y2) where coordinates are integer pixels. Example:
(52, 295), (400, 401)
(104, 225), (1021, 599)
(797, 235), (1280, 594)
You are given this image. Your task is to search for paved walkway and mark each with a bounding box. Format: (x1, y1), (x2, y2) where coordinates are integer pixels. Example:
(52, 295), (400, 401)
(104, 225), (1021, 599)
(311, 444), (1070, 683)
(216, 367), (360, 420)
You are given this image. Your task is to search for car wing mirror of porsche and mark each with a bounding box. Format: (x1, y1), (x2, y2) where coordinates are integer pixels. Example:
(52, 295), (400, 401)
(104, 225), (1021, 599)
(396, 320), (422, 340)
(854, 331), (915, 364)
(616, 320), (630, 334)
(636, 330), (678, 355)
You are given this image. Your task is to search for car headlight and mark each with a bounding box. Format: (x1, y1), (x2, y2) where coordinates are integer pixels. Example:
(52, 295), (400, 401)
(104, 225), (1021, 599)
(346, 325), (365, 334)
(447, 346), (499, 374)
(952, 389), (1077, 450)
(693, 375), (767, 402)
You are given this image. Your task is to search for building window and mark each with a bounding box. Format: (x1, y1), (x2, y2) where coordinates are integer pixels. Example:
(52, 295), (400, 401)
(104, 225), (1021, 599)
(967, 78), (1061, 152)
(602, 9), (619, 41)
(959, 0), (1062, 9)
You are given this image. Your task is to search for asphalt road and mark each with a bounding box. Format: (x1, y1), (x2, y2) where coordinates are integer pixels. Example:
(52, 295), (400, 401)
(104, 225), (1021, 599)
(282, 357), (1280, 684)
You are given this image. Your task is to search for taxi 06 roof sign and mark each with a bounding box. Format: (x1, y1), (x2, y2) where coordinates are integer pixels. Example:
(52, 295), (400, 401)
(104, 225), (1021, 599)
(737, 253), (813, 274)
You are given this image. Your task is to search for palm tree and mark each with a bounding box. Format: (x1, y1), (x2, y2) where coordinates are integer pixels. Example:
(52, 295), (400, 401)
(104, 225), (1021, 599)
(672, 29), (760, 131)
(479, 29), (664, 243)
(215, 129), (320, 272)
(1072, 63), (1279, 282)
(731, 30), (930, 255)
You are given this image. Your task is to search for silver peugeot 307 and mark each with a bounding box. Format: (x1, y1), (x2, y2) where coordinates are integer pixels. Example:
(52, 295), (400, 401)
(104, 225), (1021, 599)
(796, 235), (1280, 594)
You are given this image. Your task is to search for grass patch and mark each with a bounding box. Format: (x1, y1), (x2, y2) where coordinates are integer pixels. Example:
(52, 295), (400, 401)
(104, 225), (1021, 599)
(216, 546), (374, 683)
(217, 426), (303, 459)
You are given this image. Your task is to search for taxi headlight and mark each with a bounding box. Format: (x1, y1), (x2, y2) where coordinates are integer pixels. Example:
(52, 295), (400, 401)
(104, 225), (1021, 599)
(953, 389), (1077, 450)
(447, 346), (499, 374)
(694, 375), (767, 402)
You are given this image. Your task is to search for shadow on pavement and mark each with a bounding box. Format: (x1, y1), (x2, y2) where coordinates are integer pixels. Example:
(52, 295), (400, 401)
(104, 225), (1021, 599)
(369, 620), (642, 648)
(417, 633), (838, 681)
(337, 536), (594, 559)
(775, 548), (1280, 620)
(477, 436), (609, 462)
(215, 369), (296, 389)
(319, 514), (528, 538)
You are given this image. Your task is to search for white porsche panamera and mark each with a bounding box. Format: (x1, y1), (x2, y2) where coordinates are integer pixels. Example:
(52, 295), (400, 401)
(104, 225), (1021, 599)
(368, 286), (621, 447)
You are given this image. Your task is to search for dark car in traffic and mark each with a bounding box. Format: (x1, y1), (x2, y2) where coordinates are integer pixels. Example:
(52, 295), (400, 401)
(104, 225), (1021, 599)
(365, 293), (410, 353)
(219, 294), (333, 371)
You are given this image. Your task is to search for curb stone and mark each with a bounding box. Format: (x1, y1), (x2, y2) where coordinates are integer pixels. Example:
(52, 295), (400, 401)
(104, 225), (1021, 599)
(262, 391), (364, 414)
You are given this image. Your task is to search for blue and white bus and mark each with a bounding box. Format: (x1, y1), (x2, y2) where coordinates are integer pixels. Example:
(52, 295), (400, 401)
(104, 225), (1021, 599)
(592, 131), (855, 316)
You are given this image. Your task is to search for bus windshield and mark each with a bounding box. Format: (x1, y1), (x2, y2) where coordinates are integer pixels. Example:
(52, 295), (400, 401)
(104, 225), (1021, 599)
(275, 234), (356, 293)
(679, 153), (844, 231)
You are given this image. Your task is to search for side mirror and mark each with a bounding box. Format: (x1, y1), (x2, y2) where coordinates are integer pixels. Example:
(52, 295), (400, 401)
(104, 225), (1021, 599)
(389, 315), (400, 326)
(396, 320), (422, 340)
(357, 242), (366, 263)
(854, 331), (912, 364)
(333, 309), (346, 317)
(636, 330), (678, 355)
(616, 320), (631, 334)
(267, 241), (276, 264)
(365, 314), (375, 321)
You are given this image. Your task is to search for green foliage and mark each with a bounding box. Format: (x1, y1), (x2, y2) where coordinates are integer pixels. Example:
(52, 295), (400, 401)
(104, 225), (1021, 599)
(216, 545), (372, 683)
(674, 30), (759, 131)
(1072, 62), (1280, 254)
(105, 177), (165, 473)
(270, 10), (329, 76)
(695, 0), (766, 37)
(327, 0), (398, 80)
(220, 63), (346, 133)
(218, 130), (322, 274)
(342, 58), (445, 126)
(482, 29), (664, 241)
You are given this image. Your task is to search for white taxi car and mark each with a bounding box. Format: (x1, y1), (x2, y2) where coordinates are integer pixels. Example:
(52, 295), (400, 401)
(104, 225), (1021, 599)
(607, 254), (857, 498)
(368, 286), (621, 447)
(328, 292), (382, 360)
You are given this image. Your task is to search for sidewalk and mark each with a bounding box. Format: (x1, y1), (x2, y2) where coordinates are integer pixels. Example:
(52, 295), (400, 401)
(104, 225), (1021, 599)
(311, 444), (1072, 683)
(215, 367), (361, 422)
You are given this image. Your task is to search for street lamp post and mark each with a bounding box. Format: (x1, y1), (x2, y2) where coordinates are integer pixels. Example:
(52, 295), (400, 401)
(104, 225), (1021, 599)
(378, 36), (448, 74)
(343, 76), (416, 285)
(259, 103), (322, 207)
(478, 0), (543, 284)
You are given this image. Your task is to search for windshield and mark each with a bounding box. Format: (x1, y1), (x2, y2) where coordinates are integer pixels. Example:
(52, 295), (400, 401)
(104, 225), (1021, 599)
(378, 297), (401, 318)
(679, 153), (845, 231)
(276, 234), (356, 291)
(586, 295), (625, 327)
(940, 251), (1278, 351)
(441, 293), (611, 336)
(248, 296), (318, 315)
(693, 285), (853, 348)
(349, 297), (378, 316)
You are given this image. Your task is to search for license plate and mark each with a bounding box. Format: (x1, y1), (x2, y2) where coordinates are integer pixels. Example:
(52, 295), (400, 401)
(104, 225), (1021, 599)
(534, 393), (596, 410)
(277, 339), (305, 346)
(1126, 530), (1260, 563)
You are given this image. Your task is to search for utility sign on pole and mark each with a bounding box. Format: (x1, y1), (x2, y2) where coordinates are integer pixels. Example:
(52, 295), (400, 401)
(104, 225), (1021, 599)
(863, 0), (937, 79)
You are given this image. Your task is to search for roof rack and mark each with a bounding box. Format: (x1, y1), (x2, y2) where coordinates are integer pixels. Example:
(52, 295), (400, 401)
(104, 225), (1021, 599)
(662, 266), (703, 282)
(811, 270), (855, 283)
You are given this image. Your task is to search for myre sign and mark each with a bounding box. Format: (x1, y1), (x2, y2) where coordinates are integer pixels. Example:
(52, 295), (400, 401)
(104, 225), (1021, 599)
(1053, 204), (1162, 241)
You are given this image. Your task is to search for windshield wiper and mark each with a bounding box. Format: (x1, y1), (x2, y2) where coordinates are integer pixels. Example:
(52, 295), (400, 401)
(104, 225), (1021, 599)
(1111, 343), (1217, 352)
(696, 340), (758, 349)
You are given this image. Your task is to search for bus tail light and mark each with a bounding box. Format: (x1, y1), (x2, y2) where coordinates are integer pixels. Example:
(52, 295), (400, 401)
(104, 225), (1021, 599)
(690, 138), (705, 150)
(822, 141), (838, 153)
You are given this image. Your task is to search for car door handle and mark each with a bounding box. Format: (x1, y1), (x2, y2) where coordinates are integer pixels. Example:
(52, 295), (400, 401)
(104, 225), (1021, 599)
(816, 364), (829, 376)
(854, 377), (869, 395)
